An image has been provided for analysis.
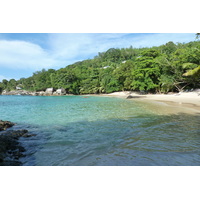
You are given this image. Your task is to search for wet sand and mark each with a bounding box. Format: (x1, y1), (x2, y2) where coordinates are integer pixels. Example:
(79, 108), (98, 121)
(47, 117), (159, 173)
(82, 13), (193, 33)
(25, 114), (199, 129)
(97, 91), (200, 115)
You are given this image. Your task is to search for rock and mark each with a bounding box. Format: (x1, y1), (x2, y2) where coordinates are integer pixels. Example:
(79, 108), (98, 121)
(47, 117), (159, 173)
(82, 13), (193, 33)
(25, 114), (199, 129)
(0, 120), (36, 166)
(1, 90), (8, 95)
(1, 129), (34, 138)
(56, 88), (66, 95)
(45, 88), (54, 95)
(126, 95), (133, 99)
(38, 91), (45, 96)
(22, 133), (37, 137)
(53, 91), (58, 96)
(0, 134), (21, 165)
(1, 89), (32, 96)
(0, 120), (15, 131)
(126, 95), (146, 99)
(30, 92), (38, 96)
(1, 88), (69, 96)
(1, 88), (70, 96)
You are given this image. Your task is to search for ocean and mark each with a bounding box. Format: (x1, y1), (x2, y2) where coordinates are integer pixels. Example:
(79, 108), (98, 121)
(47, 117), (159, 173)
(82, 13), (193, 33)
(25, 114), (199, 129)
(0, 95), (200, 166)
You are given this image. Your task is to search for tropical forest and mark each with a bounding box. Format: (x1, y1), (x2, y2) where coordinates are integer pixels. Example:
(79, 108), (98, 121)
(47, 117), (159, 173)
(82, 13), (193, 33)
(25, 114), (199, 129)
(1, 40), (200, 95)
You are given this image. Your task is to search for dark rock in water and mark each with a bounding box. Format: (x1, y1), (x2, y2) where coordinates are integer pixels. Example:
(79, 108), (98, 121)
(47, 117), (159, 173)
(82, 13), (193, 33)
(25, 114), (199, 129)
(3, 129), (29, 138)
(22, 133), (37, 137)
(126, 95), (133, 99)
(0, 120), (36, 166)
(0, 120), (15, 131)
(0, 134), (22, 165)
(126, 95), (147, 99)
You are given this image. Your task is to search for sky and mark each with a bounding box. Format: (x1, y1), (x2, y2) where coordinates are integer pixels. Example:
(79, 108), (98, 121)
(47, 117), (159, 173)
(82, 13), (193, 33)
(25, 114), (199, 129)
(0, 33), (197, 81)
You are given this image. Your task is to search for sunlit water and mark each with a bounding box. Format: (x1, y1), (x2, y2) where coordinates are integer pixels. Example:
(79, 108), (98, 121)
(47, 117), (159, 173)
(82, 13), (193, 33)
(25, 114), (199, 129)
(0, 95), (200, 166)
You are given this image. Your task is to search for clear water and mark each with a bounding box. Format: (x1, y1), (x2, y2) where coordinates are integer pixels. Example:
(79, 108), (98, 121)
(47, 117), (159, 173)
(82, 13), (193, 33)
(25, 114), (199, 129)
(0, 95), (200, 166)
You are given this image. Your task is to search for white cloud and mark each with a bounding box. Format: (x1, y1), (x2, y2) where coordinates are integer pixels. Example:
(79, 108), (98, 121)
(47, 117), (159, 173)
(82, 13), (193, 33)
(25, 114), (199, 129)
(48, 33), (196, 63)
(0, 33), (196, 74)
(0, 40), (56, 70)
(49, 34), (100, 60)
(47, 33), (137, 65)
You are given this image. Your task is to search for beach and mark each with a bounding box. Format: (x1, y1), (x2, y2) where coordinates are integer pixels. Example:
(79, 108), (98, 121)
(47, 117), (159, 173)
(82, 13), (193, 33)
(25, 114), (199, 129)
(99, 91), (200, 114)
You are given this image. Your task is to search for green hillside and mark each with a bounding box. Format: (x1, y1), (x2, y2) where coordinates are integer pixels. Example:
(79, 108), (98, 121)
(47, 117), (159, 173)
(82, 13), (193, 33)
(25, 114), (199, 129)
(1, 40), (200, 94)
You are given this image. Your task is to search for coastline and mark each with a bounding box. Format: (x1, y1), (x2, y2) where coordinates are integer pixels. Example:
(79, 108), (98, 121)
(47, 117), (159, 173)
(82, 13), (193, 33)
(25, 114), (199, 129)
(91, 91), (200, 115)
(1, 90), (200, 114)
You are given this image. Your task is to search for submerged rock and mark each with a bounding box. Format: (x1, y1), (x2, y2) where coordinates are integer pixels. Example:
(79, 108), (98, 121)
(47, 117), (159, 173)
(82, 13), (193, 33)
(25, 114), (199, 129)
(0, 133), (25, 165)
(0, 120), (36, 166)
(2, 129), (37, 138)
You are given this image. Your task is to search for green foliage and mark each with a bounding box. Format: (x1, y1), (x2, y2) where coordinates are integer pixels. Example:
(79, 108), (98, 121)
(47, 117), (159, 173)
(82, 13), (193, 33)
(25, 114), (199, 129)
(32, 69), (55, 91)
(183, 66), (200, 76)
(131, 49), (161, 92)
(1, 40), (200, 94)
(160, 41), (177, 55)
(0, 79), (8, 93)
(114, 60), (134, 90)
(159, 75), (174, 93)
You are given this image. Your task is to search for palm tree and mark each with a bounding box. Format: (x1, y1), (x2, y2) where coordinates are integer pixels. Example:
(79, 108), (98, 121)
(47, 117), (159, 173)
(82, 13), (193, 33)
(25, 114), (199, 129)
(182, 63), (200, 77)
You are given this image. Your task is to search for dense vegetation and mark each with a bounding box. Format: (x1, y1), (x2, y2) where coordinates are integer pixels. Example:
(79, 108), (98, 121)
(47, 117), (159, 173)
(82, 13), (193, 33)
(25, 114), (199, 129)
(1, 40), (200, 95)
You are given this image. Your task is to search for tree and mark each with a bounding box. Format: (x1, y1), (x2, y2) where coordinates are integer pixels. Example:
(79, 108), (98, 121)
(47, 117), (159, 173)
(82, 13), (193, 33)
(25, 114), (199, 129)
(2, 40), (200, 94)
(32, 69), (55, 91)
(103, 48), (122, 62)
(160, 41), (177, 55)
(182, 64), (200, 88)
(114, 60), (134, 90)
(131, 49), (161, 92)
(196, 33), (200, 39)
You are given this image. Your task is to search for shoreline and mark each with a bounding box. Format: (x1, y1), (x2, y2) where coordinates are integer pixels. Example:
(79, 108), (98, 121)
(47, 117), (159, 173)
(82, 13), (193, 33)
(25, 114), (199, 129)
(89, 91), (200, 115)
(1, 90), (200, 114)
(0, 120), (35, 166)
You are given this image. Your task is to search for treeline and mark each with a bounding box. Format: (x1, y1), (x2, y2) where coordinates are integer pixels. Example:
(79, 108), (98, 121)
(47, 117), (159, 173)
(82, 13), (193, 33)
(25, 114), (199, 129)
(1, 40), (200, 94)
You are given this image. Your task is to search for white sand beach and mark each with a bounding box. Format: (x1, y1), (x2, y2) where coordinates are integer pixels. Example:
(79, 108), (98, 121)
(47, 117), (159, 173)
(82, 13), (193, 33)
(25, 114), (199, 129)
(100, 91), (200, 114)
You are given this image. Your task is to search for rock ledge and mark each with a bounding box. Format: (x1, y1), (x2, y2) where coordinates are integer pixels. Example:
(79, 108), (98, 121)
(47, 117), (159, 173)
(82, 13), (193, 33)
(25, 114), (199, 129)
(0, 120), (35, 166)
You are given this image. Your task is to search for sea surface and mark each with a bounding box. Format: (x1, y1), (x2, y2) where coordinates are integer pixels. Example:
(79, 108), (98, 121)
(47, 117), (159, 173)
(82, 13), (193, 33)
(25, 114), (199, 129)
(0, 95), (200, 166)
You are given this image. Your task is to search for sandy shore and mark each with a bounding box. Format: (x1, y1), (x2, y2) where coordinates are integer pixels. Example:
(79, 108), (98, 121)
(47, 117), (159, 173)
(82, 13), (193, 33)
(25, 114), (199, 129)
(98, 91), (200, 114)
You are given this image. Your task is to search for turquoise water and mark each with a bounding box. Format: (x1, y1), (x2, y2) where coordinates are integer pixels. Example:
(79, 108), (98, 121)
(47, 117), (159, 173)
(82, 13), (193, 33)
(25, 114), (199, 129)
(0, 95), (200, 166)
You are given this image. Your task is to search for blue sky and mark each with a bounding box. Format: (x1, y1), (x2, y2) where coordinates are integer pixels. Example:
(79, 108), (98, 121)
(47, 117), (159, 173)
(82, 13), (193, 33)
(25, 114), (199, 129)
(0, 33), (196, 81)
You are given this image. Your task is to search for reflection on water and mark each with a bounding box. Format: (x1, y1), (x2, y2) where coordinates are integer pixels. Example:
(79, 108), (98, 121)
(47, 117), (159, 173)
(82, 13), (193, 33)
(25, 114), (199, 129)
(0, 95), (200, 166)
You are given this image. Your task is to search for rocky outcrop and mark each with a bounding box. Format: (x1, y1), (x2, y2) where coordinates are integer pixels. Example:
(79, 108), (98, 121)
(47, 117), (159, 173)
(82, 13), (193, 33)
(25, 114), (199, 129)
(1, 88), (69, 96)
(0, 120), (15, 131)
(1, 90), (31, 96)
(0, 134), (24, 165)
(126, 95), (146, 99)
(45, 88), (54, 96)
(0, 120), (36, 166)
(53, 88), (66, 96)
(2, 129), (36, 138)
(36, 91), (45, 96)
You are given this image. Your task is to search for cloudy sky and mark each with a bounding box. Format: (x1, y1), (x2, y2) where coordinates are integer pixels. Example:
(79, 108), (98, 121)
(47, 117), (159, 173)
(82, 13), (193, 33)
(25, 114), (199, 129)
(0, 33), (196, 81)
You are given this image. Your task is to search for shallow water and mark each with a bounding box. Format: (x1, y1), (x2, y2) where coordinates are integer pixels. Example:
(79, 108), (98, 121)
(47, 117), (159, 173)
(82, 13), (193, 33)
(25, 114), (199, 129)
(0, 95), (200, 166)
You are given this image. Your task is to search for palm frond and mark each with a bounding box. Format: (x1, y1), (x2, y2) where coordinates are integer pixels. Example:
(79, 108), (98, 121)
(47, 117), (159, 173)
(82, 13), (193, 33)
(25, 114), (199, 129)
(182, 63), (197, 69)
(183, 66), (200, 76)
